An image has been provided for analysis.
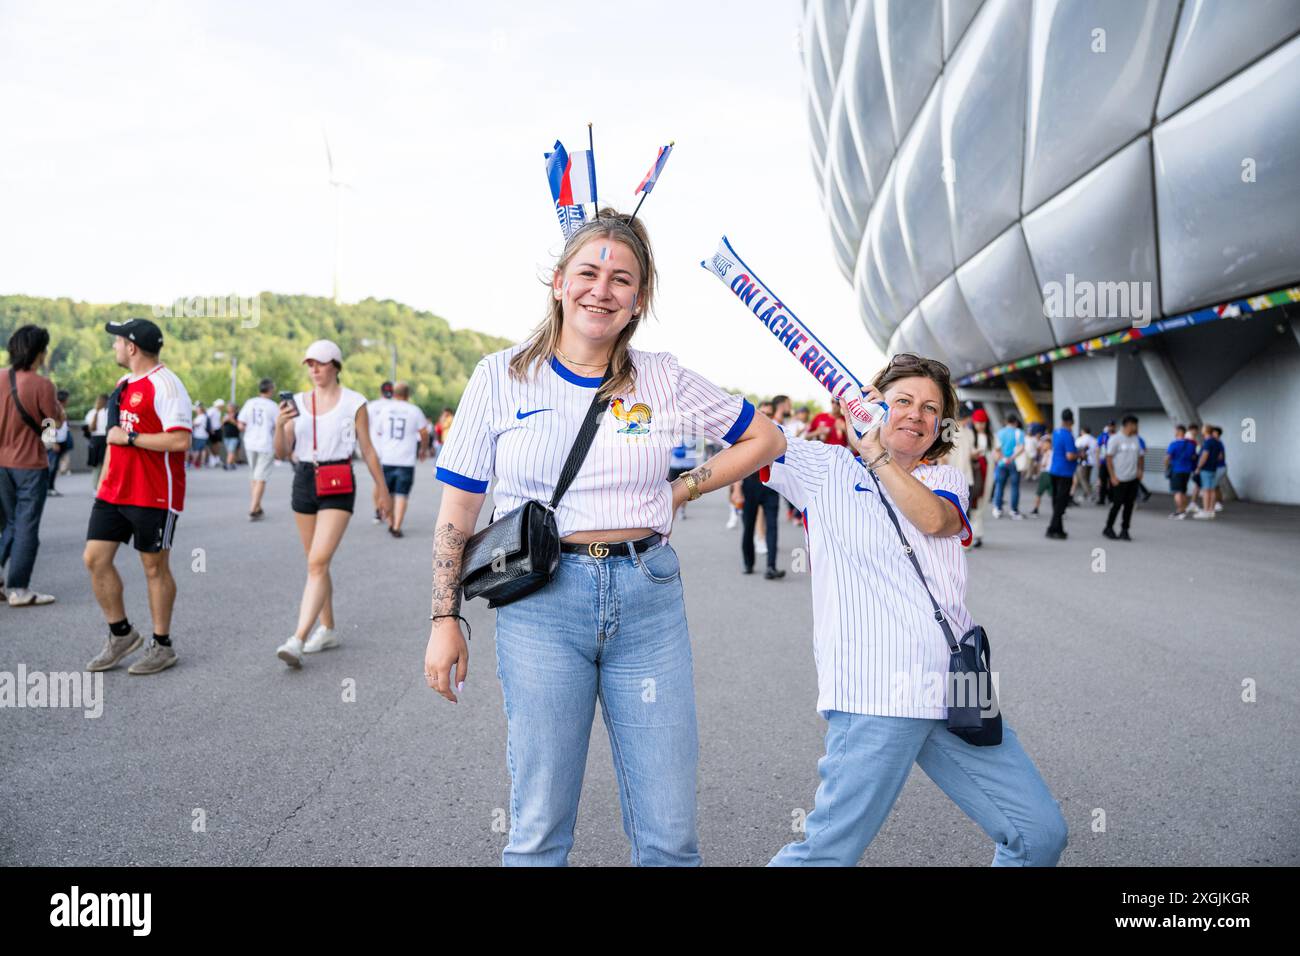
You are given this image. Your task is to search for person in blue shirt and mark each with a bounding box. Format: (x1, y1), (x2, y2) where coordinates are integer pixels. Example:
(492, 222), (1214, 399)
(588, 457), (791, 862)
(1164, 425), (1198, 517)
(1194, 425), (1226, 519)
(1046, 409), (1080, 539)
(991, 414), (1025, 519)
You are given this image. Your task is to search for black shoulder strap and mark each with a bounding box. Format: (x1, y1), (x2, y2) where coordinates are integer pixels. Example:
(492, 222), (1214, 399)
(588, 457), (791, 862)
(549, 365), (613, 510)
(8, 368), (45, 437)
(866, 467), (965, 656)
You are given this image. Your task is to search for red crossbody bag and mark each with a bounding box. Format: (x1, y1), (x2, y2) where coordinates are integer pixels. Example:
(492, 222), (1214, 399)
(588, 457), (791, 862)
(312, 391), (354, 496)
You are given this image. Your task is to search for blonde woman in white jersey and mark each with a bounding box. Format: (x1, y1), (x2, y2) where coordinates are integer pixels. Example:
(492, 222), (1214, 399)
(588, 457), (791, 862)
(764, 354), (1067, 866)
(425, 209), (784, 866)
(272, 340), (390, 667)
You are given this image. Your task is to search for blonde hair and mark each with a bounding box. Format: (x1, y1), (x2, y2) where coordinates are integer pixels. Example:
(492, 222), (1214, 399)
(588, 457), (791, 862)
(508, 208), (656, 400)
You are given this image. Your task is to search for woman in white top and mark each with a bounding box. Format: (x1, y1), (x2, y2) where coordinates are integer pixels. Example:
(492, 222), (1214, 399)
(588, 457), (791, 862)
(189, 404), (209, 470)
(764, 353), (1067, 866)
(425, 209), (784, 866)
(272, 339), (390, 667)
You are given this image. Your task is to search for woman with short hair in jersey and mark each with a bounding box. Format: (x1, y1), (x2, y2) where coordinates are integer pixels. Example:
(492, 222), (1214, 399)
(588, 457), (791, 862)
(272, 340), (391, 668)
(763, 353), (1067, 866)
(425, 209), (785, 866)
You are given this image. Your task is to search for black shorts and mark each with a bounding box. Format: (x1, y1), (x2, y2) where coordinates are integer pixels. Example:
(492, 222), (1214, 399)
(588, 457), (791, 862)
(1169, 472), (1190, 493)
(292, 461), (356, 515)
(383, 465), (415, 496)
(87, 499), (179, 553)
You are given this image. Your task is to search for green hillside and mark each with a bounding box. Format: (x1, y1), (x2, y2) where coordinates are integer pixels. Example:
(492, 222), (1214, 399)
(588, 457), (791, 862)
(0, 293), (512, 418)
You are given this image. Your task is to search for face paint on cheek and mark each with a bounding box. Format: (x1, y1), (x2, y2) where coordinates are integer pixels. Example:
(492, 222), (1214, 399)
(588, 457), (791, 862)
(631, 293), (638, 314)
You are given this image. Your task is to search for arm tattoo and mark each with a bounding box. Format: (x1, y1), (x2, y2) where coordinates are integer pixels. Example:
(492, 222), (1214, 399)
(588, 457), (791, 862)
(686, 465), (712, 490)
(432, 521), (467, 618)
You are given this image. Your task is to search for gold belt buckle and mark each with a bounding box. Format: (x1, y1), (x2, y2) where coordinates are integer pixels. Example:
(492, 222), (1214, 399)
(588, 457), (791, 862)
(588, 541), (610, 558)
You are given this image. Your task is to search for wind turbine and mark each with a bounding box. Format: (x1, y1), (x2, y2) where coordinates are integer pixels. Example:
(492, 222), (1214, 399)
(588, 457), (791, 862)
(323, 129), (352, 304)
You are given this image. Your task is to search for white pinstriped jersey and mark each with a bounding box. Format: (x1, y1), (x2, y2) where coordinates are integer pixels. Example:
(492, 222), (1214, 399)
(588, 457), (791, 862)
(436, 345), (754, 536)
(764, 430), (974, 719)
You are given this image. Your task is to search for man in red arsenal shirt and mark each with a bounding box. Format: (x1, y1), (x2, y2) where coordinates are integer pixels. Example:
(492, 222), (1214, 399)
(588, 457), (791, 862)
(84, 319), (192, 676)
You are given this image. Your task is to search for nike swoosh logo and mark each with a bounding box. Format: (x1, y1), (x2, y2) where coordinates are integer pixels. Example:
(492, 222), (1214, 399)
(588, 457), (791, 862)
(854, 483), (873, 493)
(516, 408), (553, 420)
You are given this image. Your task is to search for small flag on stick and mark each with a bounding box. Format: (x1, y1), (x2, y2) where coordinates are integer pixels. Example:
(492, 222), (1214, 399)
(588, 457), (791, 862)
(631, 142), (673, 220)
(544, 139), (597, 238)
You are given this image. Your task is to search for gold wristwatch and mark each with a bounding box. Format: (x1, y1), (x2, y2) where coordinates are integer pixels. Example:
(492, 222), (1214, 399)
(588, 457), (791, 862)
(681, 472), (702, 501)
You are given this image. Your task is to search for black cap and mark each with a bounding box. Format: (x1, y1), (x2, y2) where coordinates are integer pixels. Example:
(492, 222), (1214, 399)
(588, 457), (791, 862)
(105, 318), (164, 353)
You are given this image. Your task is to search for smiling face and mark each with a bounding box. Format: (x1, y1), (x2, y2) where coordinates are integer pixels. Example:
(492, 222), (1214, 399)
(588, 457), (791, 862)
(553, 237), (642, 347)
(879, 375), (944, 460)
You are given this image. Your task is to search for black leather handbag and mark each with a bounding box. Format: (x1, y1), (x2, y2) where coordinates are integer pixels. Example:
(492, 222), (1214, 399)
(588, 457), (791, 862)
(459, 366), (611, 609)
(868, 468), (1003, 746)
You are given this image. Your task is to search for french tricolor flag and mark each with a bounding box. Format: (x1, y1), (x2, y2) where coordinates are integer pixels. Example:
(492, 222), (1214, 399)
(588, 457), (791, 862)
(635, 144), (673, 195)
(544, 140), (597, 207)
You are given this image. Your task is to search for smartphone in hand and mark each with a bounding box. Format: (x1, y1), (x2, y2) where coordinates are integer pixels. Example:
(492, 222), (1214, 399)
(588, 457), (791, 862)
(278, 391), (299, 417)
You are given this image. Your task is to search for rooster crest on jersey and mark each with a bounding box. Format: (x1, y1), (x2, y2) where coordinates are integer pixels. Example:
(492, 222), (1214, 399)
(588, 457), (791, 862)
(609, 398), (652, 435)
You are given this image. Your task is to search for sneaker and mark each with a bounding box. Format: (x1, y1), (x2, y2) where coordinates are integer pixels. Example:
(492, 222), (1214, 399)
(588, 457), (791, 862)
(1046, 529), (1068, 540)
(302, 625), (339, 654)
(1169, 511), (1185, 519)
(276, 636), (305, 668)
(764, 568), (786, 580)
(128, 639), (178, 675)
(87, 628), (143, 671)
(7, 587), (56, 607)
(991, 507), (1002, 519)
(47, 488), (63, 497)
(1102, 528), (1118, 540)
(1192, 511), (1216, 520)
(1214, 502), (1223, 513)
(1118, 530), (1132, 541)
(742, 566), (754, 575)
(1010, 511), (1024, 521)
(755, 540), (768, 555)
(972, 538), (983, 548)
(372, 509), (383, 525)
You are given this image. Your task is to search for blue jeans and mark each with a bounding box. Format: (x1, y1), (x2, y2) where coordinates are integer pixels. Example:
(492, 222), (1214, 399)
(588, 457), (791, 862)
(0, 466), (50, 590)
(493, 540), (700, 866)
(770, 713), (1067, 866)
(991, 460), (1020, 512)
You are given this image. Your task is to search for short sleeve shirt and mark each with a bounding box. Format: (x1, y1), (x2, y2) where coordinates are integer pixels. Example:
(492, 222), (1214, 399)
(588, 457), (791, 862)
(763, 429), (974, 718)
(237, 396), (279, 454)
(436, 346), (755, 536)
(370, 399), (429, 467)
(98, 365), (193, 511)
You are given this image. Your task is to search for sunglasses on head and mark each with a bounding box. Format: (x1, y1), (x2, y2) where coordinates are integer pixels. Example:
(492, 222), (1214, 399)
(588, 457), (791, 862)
(887, 352), (951, 378)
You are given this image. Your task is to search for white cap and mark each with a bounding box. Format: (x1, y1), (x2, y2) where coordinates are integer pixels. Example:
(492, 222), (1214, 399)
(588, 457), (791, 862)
(303, 339), (343, 366)
(212, 398), (225, 407)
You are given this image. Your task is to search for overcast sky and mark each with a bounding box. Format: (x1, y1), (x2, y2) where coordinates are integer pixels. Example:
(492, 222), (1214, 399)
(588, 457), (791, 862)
(0, 0), (882, 400)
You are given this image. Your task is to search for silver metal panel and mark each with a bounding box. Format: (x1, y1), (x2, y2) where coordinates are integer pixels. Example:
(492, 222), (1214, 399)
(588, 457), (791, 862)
(955, 224), (1057, 359)
(1157, 0), (1300, 120)
(854, 251), (894, 350)
(871, 163), (921, 320)
(1023, 136), (1161, 343)
(828, 88), (871, 233)
(899, 303), (948, 364)
(877, 0), (944, 143)
(822, 0), (854, 83)
(890, 311), (918, 357)
(1154, 37), (1300, 313)
(863, 203), (905, 336)
(942, 0), (984, 59)
(918, 276), (999, 377)
(894, 80), (954, 299)
(941, 0), (1030, 263)
(844, 0), (896, 197)
(1021, 0), (1180, 212)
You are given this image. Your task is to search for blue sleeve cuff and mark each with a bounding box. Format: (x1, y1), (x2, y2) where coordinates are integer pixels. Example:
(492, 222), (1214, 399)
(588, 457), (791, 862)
(932, 490), (973, 547)
(436, 467), (489, 494)
(721, 399), (755, 446)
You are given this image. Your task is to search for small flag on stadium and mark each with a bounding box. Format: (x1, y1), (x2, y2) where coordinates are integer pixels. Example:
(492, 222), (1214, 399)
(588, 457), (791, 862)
(635, 144), (673, 195)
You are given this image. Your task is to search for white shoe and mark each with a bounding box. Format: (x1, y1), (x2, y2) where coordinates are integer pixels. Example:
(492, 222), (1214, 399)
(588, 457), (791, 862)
(1192, 511), (1216, 520)
(755, 540), (768, 555)
(7, 587), (56, 607)
(303, 625), (339, 653)
(276, 636), (304, 668)
(725, 511), (739, 530)
(991, 507), (1002, 519)
(1010, 511), (1024, 520)
(1214, 502), (1223, 513)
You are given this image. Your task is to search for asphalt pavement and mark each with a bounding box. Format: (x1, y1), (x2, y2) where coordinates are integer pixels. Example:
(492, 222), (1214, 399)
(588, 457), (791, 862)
(2, 463), (1296, 866)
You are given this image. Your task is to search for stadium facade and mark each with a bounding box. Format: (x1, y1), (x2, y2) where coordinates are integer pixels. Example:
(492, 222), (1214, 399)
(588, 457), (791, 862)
(800, 0), (1300, 504)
